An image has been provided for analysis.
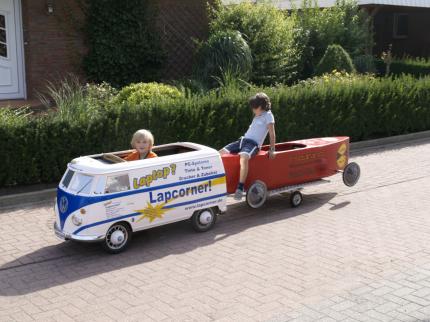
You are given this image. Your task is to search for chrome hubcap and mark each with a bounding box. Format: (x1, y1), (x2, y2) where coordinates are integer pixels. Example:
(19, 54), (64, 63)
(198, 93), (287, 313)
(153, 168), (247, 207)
(247, 182), (267, 208)
(199, 210), (213, 225)
(106, 225), (127, 249)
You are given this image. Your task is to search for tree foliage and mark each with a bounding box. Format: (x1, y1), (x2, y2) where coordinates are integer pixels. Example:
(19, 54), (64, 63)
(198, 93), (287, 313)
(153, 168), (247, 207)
(291, 0), (373, 78)
(209, 2), (299, 85)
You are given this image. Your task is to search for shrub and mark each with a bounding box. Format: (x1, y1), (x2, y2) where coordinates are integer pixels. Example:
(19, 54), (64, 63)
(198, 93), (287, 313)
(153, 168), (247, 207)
(40, 76), (118, 122)
(1, 75), (430, 187)
(209, 2), (298, 85)
(85, 82), (118, 108)
(298, 70), (374, 87)
(374, 57), (430, 77)
(114, 82), (184, 105)
(292, 0), (372, 78)
(83, 0), (165, 88)
(315, 44), (355, 75)
(353, 55), (376, 74)
(195, 30), (252, 87)
(40, 76), (92, 122)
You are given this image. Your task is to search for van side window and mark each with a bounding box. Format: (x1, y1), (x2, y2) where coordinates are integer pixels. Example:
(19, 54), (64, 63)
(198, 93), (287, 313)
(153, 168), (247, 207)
(94, 177), (106, 195)
(105, 174), (130, 193)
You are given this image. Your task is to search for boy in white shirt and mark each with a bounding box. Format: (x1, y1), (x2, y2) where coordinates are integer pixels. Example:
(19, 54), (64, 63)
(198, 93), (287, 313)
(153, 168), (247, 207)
(220, 93), (276, 200)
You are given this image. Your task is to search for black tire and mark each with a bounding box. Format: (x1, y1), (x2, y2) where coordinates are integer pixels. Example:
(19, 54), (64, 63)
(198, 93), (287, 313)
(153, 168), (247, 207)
(343, 162), (361, 187)
(246, 180), (268, 209)
(191, 208), (217, 232)
(102, 222), (132, 254)
(290, 191), (303, 208)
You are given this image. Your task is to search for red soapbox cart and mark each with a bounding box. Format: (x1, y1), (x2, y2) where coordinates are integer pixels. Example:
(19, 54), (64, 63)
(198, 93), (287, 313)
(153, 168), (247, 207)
(221, 136), (360, 208)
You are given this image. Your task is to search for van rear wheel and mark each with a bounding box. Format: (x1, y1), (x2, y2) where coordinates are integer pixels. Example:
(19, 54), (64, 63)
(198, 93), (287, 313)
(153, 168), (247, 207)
(102, 222), (132, 254)
(191, 208), (217, 232)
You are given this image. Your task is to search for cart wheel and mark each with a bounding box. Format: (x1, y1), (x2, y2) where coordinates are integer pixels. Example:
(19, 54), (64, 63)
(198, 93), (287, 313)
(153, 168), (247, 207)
(246, 180), (268, 209)
(290, 191), (303, 208)
(191, 208), (217, 232)
(102, 222), (132, 254)
(343, 162), (361, 187)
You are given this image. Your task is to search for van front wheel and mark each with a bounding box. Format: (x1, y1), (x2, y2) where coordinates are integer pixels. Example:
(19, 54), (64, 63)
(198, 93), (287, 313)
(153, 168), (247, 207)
(102, 222), (132, 254)
(191, 208), (217, 232)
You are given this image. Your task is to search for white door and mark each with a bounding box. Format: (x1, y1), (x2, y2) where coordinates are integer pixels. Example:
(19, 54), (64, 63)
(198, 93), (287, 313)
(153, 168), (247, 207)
(0, 0), (25, 99)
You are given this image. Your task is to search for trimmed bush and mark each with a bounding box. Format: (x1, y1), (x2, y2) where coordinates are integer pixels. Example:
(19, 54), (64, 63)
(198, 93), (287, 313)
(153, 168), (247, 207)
(315, 44), (355, 75)
(1, 75), (430, 187)
(195, 30), (252, 87)
(114, 82), (183, 105)
(374, 57), (430, 77)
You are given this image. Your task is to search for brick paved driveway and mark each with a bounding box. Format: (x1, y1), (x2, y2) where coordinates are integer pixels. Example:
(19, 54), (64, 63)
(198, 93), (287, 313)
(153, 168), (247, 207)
(1, 139), (430, 322)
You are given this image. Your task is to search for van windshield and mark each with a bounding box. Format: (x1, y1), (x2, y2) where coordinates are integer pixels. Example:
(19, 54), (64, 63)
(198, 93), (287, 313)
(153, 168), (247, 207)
(69, 173), (94, 194)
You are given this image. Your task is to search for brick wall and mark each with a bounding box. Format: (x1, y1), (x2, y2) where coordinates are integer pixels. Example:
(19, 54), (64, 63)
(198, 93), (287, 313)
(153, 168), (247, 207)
(21, 0), (211, 98)
(21, 0), (86, 98)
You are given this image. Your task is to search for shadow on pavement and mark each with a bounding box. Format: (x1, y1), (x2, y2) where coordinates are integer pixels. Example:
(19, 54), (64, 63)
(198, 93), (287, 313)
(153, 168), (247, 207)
(328, 201), (350, 210)
(0, 192), (337, 296)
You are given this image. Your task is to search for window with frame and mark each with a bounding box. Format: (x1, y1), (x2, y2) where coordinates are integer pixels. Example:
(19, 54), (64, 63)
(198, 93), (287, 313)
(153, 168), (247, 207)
(393, 13), (408, 38)
(0, 14), (7, 58)
(68, 173), (94, 195)
(105, 174), (130, 193)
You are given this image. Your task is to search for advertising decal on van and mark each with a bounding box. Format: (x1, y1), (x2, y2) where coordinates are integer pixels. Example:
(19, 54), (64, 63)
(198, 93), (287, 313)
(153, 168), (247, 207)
(136, 175), (226, 223)
(57, 173), (226, 231)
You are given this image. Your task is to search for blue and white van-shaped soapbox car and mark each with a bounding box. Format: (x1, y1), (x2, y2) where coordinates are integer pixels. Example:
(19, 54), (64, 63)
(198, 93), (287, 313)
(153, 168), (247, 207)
(54, 143), (227, 253)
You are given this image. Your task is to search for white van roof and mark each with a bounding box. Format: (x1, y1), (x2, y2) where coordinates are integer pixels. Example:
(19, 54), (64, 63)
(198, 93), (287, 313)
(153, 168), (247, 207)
(68, 142), (219, 175)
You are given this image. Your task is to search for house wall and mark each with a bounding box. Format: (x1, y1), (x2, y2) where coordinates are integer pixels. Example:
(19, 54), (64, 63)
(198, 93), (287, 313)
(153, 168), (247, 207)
(21, 0), (86, 98)
(20, 0), (211, 99)
(370, 6), (430, 57)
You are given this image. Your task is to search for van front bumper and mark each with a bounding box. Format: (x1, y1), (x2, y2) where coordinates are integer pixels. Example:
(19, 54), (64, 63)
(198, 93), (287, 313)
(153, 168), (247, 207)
(54, 222), (105, 242)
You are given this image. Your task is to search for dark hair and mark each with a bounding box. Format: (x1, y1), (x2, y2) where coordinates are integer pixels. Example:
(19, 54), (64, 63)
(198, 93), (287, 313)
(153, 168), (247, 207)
(249, 92), (271, 111)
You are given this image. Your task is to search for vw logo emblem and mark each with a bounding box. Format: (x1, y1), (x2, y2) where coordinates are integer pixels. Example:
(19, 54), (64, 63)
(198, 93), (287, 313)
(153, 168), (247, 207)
(59, 196), (68, 213)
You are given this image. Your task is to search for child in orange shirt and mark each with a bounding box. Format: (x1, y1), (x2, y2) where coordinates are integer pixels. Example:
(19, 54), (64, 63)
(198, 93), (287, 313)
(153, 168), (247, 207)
(124, 129), (157, 161)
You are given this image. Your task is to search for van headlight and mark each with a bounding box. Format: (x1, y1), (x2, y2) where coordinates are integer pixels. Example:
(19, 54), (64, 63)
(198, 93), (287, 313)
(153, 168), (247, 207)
(71, 214), (83, 226)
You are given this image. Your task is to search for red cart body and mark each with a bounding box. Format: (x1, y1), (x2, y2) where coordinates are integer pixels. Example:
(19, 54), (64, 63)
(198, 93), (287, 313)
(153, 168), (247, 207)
(222, 137), (349, 194)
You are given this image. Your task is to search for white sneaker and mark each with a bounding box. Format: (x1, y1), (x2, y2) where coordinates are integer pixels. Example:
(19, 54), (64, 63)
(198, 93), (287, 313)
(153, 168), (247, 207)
(234, 188), (243, 201)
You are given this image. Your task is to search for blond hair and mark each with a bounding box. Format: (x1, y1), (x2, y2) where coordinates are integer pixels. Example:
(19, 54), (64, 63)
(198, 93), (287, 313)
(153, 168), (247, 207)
(131, 129), (154, 148)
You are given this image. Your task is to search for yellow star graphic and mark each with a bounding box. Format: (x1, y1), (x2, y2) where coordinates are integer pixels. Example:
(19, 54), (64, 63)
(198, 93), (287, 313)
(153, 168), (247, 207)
(135, 176), (226, 223)
(136, 202), (169, 223)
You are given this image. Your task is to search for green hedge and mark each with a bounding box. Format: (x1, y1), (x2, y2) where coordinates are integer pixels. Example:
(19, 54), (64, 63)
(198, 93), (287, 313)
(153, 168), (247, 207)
(1, 75), (430, 187)
(375, 58), (430, 77)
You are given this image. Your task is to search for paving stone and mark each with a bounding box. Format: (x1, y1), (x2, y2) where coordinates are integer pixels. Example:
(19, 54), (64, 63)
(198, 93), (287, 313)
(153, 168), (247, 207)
(1, 140), (430, 320)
